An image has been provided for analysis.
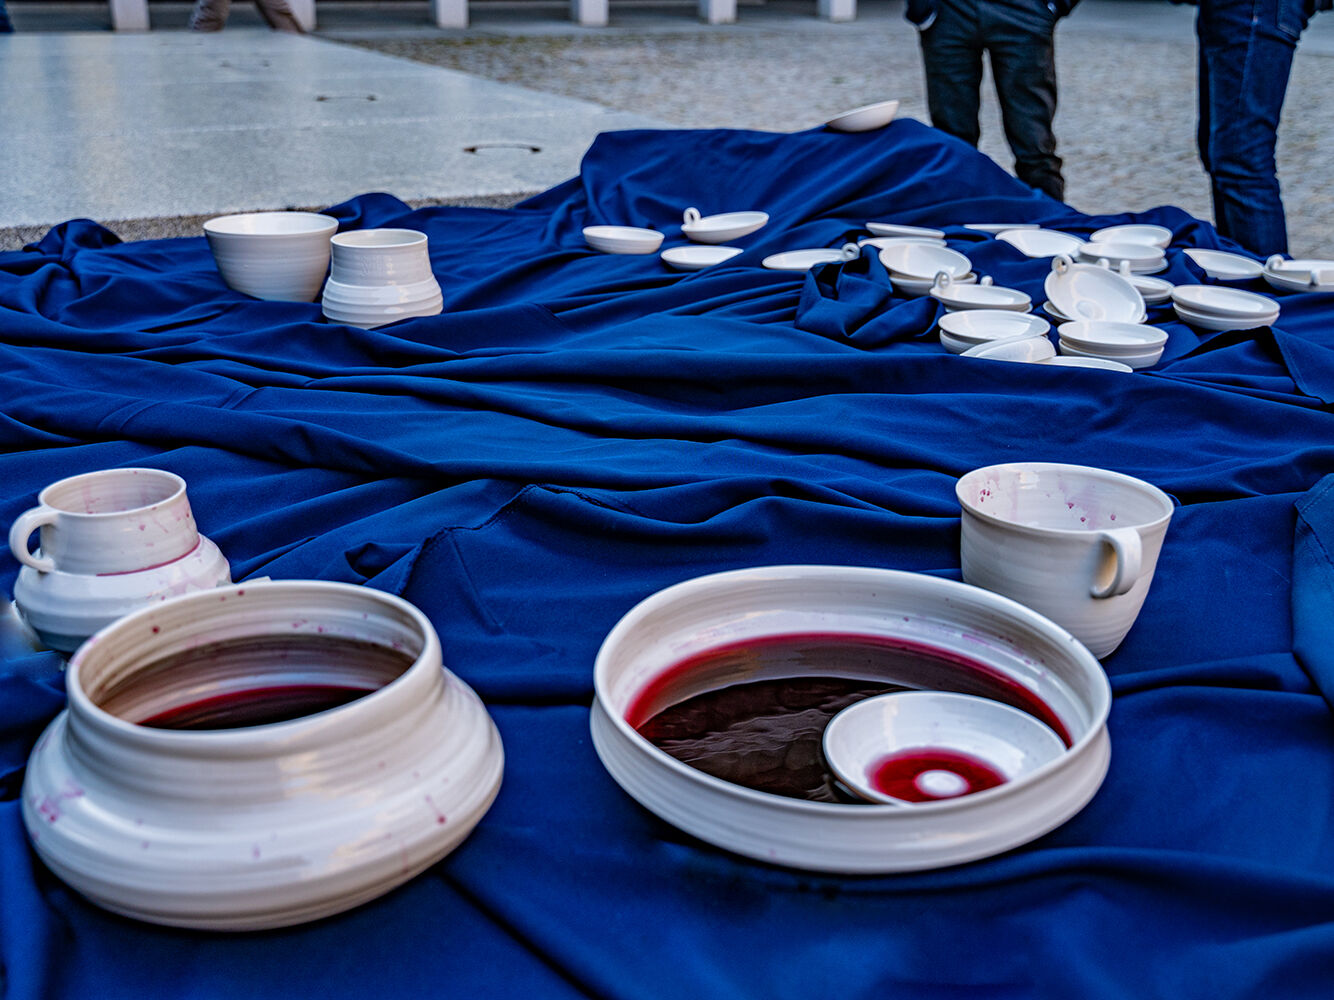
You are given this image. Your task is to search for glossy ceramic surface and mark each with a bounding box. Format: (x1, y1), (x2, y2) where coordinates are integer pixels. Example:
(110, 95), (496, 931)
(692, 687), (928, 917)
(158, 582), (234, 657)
(960, 335), (1057, 363)
(859, 236), (949, 250)
(1056, 321), (1168, 354)
(680, 208), (768, 244)
(21, 580), (504, 930)
(1185, 248), (1264, 280)
(591, 565), (1111, 873)
(1263, 256), (1334, 292)
(1171, 302), (1278, 332)
(582, 226), (664, 254)
(1089, 224), (1172, 249)
(880, 243), (971, 281)
(865, 222), (946, 240)
(203, 211), (337, 302)
(965, 223), (1039, 233)
(957, 463), (1174, 657)
(826, 99), (900, 133)
(661, 245), (743, 271)
(762, 246), (856, 271)
(322, 229), (443, 328)
(1040, 355), (1134, 372)
(1171, 284), (1279, 319)
(938, 309), (1050, 349)
(1077, 241), (1166, 272)
(896, 271), (976, 297)
(996, 228), (1085, 258)
(931, 273), (1031, 312)
(824, 691), (1066, 805)
(1045, 255), (1146, 323)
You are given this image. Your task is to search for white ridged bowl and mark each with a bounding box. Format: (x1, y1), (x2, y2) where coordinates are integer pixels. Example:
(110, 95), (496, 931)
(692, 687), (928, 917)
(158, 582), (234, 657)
(204, 212), (338, 302)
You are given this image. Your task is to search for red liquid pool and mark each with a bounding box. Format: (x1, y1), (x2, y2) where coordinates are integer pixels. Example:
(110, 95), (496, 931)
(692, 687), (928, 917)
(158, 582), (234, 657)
(869, 748), (1007, 802)
(141, 683), (374, 730)
(632, 632), (1068, 804)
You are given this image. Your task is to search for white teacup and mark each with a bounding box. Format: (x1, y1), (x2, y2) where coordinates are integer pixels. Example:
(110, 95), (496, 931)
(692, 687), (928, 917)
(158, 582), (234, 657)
(10, 468), (200, 576)
(955, 463), (1174, 658)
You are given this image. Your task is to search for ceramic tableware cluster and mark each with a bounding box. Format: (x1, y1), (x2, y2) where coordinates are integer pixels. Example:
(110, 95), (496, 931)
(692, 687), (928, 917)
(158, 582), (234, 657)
(1170, 284), (1280, 332)
(203, 211), (338, 302)
(1056, 320), (1168, 368)
(1077, 239), (1167, 274)
(1263, 255), (1334, 293)
(930, 271), (1031, 312)
(591, 565), (1112, 874)
(938, 310), (1050, 355)
(21, 580), (504, 930)
(9, 468), (232, 654)
(321, 229), (444, 329)
(880, 243), (976, 296)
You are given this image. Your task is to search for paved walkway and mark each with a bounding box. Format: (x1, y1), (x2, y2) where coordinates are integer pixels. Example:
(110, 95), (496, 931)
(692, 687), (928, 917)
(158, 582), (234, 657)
(2, 1), (1333, 254)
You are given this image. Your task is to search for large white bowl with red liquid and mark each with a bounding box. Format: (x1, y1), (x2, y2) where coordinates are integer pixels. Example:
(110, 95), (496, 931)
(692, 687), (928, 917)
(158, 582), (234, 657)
(21, 580), (504, 930)
(590, 565), (1111, 874)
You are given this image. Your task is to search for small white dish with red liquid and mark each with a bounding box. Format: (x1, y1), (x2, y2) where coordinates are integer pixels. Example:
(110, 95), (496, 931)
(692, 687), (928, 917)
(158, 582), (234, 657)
(20, 580), (503, 930)
(591, 565), (1111, 874)
(822, 691), (1066, 805)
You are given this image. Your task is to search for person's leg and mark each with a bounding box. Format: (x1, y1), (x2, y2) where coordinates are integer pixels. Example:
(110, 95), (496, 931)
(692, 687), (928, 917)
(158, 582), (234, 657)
(189, 0), (231, 31)
(255, 0), (305, 32)
(0, 0), (15, 32)
(1196, 0), (1305, 255)
(984, 6), (1063, 201)
(918, 0), (986, 148)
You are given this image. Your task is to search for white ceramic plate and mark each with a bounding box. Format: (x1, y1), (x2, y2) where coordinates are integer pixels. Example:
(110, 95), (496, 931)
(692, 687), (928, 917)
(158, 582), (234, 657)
(960, 335), (1057, 363)
(824, 691), (1067, 805)
(1184, 248), (1264, 280)
(1040, 355), (1134, 372)
(661, 245), (743, 271)
(680, 210), (768, 245)
(865, 222), (946, 240)
(1171, 284), (1279, 319)
(859, 236), (949, 250)
(997, 229), (1086, 259)
(1056, 321), (1168, 354)
(762, 248), (852, 271)
(1089, 224), (1172, 249)
(1058, 341), (1164, 369)
(938, 309), (1050, 345)
(826, 99), (900, 133)
(1124, 273), (1175, 305)
(880, 243), (972, 281)
(931, 279), (1031, 312)
(583, 226), (664, 254)
(1044, 256), (1146, 324)
(1172, 301), (1278, 332)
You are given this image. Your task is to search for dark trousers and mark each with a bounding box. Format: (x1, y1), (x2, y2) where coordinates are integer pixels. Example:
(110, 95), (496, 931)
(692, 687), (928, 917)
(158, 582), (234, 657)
(1197, 0), (1309, 256)
(918, 0), (1063, 201)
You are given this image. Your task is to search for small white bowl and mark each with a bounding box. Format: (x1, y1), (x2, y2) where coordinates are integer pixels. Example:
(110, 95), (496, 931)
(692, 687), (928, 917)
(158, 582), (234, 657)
(880, 243), (972, 281)
(1089, 224), (1173, 249)
(824, 691), (1067, 805)
(938, 310), (1050, 353)
(584, 226), (664, 255)
(1045, 255), (1146, 324)
(930, 274), (1031, 312)
(997, 228), (1086, 259)
(661, 245), (743, 271)
(1077, 241), (1166, 272)
(763, 246), (858, 271)
(826, 99), (900, 133)
(680, 208), (768, 245)
(1057, 320), (1168, 355)
(1058, 342), (1164, 369)
(1184, 248), (1264, 281)
(1172, 301), (1279, 332)
(1040, 356), (1134, 372)
(203, 211), (338, 302)
(960, 335), (1057, 363)
(865, 222), (946, 240)
(1170, 284), (1279, 320)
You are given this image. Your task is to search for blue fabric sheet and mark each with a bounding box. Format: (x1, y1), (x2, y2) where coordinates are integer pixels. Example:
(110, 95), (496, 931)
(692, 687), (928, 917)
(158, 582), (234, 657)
(3, 121), (1334, 999)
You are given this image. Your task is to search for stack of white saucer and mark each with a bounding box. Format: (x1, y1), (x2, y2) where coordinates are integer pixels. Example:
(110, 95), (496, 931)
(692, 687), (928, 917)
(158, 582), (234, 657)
(1170, 284), (1280, 332)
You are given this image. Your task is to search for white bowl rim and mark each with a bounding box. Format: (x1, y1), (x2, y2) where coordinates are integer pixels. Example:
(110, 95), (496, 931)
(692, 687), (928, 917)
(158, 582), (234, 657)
(939, 310), (1050, 340)
(592, 564), (1112, 816)
(203, 211), (339, 237)
(331, 228), (428, 249)
(1089, 224), (1173, 248)
(1056, 320), (1169, 349)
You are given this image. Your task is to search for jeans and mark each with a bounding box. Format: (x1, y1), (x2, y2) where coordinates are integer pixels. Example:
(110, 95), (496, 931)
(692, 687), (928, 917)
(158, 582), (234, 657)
(918, 0), (1063, 201)
(1196, 0), (1310, 255)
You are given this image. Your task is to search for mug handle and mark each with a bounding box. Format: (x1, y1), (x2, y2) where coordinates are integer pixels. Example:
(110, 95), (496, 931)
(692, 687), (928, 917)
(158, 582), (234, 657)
(683, 207), (701, 225)
(9, 507), (58, 573)
(1090, 527), (1142, 599)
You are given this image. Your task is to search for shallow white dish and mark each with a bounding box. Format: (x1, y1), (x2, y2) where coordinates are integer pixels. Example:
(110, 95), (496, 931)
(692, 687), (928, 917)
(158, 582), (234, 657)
(203, 211), (338, 302)
(859, 236), (948, 250)
(1172, 301), (1279, 332)
(1058, 341), (1164, 369)
(1089, 224), (1173, 249)
(965, 223), (1039, 233)
(1040, 355), (1134, 372)
(826, 99), (901, 133)
(960, 334), (1057, 363)
(938, 310), (1050, 351)
(1057, 320), (1168, 355)
(680, 208), (768, 245)
(1185, 248), (1264, 280)
(1045, 255), (1146, 323)
(1121, 271), (1175, 305)
(931, 274), (1031, 312)
(1171, 284), (1279, 320)
(897, 271), (976, 297)
(21, 580), (504, 930)
(1262, 256), (1334, 292)
(880, 243), (972, 281)
(1077, 241), (1167, 272)
(661, 245), (743, 271)
(584, 225), (664, 254)
(824, 691), (1067, 805)
(590, 565), (1110, 874)
(996, 228), (1085, 259)
(865, 222), (946, 240)
(763, 247), (856, 271)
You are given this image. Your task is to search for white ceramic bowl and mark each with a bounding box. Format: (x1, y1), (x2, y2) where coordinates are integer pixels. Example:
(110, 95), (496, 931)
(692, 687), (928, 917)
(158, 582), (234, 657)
(1263, 256), (1334, 292)
(997, 229), (1086, 259)
(1045, 255), (1146, 323)
(661, 245), (743, 271)
(1172, 301), (1279, 332)
(931, 275), (1031, 312)
(824, 691), (1067, 805)
(762, 246), (857, 271)
(1185, 248), (1264, 280)
(1089, 224), (1172, 249)
(881, 243), (972, 281)
(938, 309), (1050, 352)
(680, 208), (767, 244)
(1058, 341), (1164, 369)
(1040, 355), (1134, 372)
(826, 99), (900, 133)
(583, 225), (664, 254)
(21, 580), (504, 930)
(865, 222), (946, 240)
(590, 565), (1111, 874)
(1077, 241), (1167, 272)
(1057, 320), (1168, 355)
(1170, 284), (1279, 320)
(203, 212), (338, 302)
(960, 334), (1057, 363)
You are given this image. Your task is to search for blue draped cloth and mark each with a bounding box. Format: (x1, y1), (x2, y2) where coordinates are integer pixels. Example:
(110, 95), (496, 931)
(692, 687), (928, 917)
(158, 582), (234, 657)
(3, 121), (1334, 999)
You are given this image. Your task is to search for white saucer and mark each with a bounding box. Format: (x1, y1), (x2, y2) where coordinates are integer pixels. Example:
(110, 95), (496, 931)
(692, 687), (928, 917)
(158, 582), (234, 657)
(680, 209), (768, 245)
(826, 99), (900, 133)
(1044, 255), (1147, 324)
(1171, 284), (1279, 320)
(762, 248), (852, 271)
(584, 226), (664, 254)
(1173, 301), (1279, 332)
(966, 222), (1040, 233)
(960, 335), (1057, 363)
(997, 228), (1085, 259)
(865, 222), (946, 240)
(1089, 224), (1173, 249)
(1184, 248), (1264, 280)
(661, 245), (743, 271)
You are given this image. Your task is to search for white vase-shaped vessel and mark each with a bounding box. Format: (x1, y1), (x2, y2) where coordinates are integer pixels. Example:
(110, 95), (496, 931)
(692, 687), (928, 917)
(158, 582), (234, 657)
(321, 228), (443, 328)
(21, 580), (504, 930)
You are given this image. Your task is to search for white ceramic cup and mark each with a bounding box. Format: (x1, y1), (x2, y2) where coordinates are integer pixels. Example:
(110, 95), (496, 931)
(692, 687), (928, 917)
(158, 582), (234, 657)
(955, 463), (1174, 658)
(10, 468), (200, 576)
(328, 228), (435, 286)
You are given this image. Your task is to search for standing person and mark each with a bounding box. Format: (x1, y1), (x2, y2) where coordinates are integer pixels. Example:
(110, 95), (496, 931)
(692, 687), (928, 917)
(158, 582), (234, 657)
(190, 0), (305, 32)
(904, 0), (1080, 202)
(1188, 0), (1331, 256)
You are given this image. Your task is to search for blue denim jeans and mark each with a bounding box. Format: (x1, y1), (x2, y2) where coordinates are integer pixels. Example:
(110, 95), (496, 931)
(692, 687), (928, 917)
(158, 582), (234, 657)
(1196, 0), (1311, 255)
